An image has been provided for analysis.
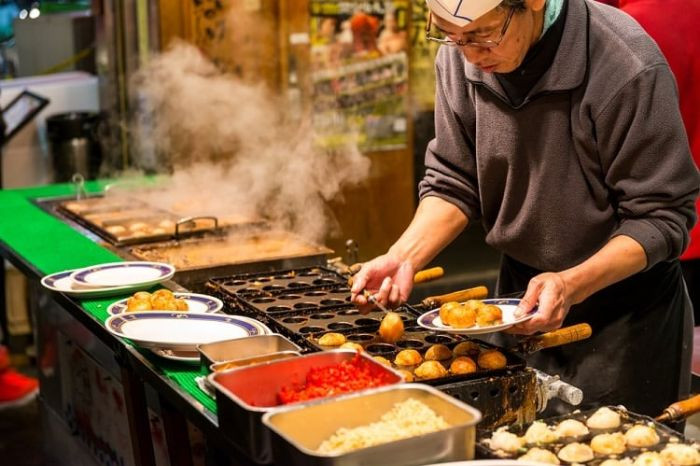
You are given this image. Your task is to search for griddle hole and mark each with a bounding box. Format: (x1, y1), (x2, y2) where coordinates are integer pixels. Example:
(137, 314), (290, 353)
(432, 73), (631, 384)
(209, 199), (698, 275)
(470, 391), (480, 401)
(338, 309), (359, 316)
(366, 343), (396, 356)
(277, 294), (302, 300)
(305, 291), (328, 297)
(489, 388), (501, 398)
(355, 318), (380, 327)
(282, 316), (307, 324)
(348, 334), (374, 342)
(328, 322), (353, 330)
(224, 280), (246, 286)
(288, 281), (311, 288)
(251, 297), (276, 304)
(425, 335), (454, 344)
(452, 393), (462, 400)
(267, 306), (293, 313)
(396, 340), (424, 349)
(313, 278), (337, 285)
(299, 326), (325, 334)
(249, 277), (272, 283)
(335, 287), (351, 293)
(310, 313), (335, 320)
(404, 326), (422, 333)
(320, 299), (345, 306)
(293, 302), (318, 310)
(508, 386), (518, 395)
(399, 315), (410, 322)
(262, 285), (285, 292)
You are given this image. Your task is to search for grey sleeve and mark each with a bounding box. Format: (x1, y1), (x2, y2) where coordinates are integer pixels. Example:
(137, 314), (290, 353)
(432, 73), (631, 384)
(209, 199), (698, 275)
(595, 64), (700, 268)
(418, 55), (481, 222)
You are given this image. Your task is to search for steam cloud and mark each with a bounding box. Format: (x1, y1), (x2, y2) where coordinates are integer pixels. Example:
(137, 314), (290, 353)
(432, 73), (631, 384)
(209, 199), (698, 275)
(124, 41), (370, 242)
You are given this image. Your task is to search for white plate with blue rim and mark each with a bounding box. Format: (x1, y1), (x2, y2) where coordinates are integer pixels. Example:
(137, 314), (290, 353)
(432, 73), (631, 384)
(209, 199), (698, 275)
(41, 269), (157, 298)
(105, 311), (267, 352)
(107, 292), (224, 316)
(417, 298), (536, 335)
(70, 261), (175, 288)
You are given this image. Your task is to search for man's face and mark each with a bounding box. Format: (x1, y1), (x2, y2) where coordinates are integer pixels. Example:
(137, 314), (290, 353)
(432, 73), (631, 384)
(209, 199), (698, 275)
(432, 2), (544, 74)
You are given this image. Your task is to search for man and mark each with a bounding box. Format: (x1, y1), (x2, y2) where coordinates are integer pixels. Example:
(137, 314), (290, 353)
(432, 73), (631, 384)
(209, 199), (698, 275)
(351, 0), (699, 416)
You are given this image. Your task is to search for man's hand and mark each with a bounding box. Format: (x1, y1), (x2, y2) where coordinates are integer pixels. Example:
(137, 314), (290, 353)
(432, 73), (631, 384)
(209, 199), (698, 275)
(350, 254), (415, 314)
(508, 272), (573, 334)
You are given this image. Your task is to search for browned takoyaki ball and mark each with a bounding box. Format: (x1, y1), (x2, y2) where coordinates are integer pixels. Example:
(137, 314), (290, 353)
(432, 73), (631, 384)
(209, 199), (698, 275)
(424, 344), (452, 361)
(477, 349), (507, 370)
(414, 361), (449, 379)
(476, 304), (503, 326)
(318, 332), (347, 346)
(394, 349), (423, 366)
(439, 301), (462, 325)
(379, 311), (404, 343)
(453, 341), (481, 357)
(449, 304), (477, 328)
(450, 356), (477, 375)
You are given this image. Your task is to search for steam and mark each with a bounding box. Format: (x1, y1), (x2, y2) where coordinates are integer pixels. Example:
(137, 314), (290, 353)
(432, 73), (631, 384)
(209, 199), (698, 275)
(123, 41), (370, 242)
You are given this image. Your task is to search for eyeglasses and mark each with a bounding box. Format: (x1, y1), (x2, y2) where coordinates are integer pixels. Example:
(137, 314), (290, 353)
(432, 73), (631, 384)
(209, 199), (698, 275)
(425, 7), (516, 48)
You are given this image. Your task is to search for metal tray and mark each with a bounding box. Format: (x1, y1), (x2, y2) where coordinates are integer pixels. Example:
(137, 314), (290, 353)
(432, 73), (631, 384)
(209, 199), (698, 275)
(208, 349), (404, 464)
(208, 266), (347, 298)
(262, 384), (482, 466)
(476, 405), (697, 464)
(197, 334), (302, 373)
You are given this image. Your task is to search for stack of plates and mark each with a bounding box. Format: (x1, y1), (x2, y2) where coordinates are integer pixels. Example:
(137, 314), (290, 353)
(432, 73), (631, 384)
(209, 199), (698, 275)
(41, 261), (176, 298)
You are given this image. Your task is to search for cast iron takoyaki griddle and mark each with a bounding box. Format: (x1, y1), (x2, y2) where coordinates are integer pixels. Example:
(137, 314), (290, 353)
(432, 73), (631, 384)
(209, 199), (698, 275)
(208, 266), (347, 298)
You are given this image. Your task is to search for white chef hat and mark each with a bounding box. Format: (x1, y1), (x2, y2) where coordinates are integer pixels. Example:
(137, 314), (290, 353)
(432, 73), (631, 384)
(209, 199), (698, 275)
(426, 0), (504, 26)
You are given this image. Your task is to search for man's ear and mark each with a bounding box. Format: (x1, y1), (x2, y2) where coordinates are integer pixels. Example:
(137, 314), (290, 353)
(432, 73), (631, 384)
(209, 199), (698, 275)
(527, 0), (547, 12)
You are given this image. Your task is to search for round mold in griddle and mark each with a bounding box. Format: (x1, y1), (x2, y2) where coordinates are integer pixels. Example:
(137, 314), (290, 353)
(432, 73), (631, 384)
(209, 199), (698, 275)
(365, 343), (397, 356)
(425, 334), (454, 344)
(396, 339), (424, 349)
(249, 277), (272, 283)
(298, 326), (325, 334)
(282, 316), (307, 324)
(224, 280), (246, 286)
(313, 278), (337, 286)
(399, 315), (410, 322)
(262, 285), (285, 292)
(251, 297), (276, 304)
(320, 299), (345, 306)
(309, 313), (335, 320)
(293, 302), (318, 310)
(404, 326), (423, 333)
(347, 334), (374, 342)
(335, 287), (351, 293)
(288, 281), (311, 288)
(267, 306), (293, 313)
(327, 322), (353, 330)
(338, 309), (359, 316)
(355, 318), (381, 327)
(277, 294), (302, 300)
(304, 291), (327, 297)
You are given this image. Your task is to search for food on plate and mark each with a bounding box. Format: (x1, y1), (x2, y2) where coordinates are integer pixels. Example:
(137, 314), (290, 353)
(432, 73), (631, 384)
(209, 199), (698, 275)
(317, 398), (450, 454)
(397, 369), (414, 382)
(633, 452), (669, 465)
(586, 407), (622, 429)
(453, 341), (481, 357)
(449, 356), (477, 375)
(424, 344), (452, 361)
(476, 304), (503, 326)
(414, 361), (449, 379)
(554, 419), (589, 438)
(372, 356), (392, 367)
(448, 302), (477, 328)
(394, 349), (423, 366)
(439, 301), (462, 324)
(518, 447), (560, 464)
(600, 460), (633, 466)
(591, 432), (627, 455)
(106, 225), (127, 235)
(318, 332), (346, 346)
(125, 290), (188, 312)
(557, 442), (594, 463)
(659, 443), (700, 465)
(277, 352), (394, 405)
(624, 424), (660, 448)
(340, 342), (364, 352)
(524, 421), (559, 445)
(488, 428), (524, 453)
(379, 311), (404, 343)
(477, 349), (507, 370)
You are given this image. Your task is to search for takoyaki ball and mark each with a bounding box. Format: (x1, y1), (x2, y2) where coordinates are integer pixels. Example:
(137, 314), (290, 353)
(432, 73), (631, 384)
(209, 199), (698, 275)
(554, 419), (589, 438)
(659, 443), (700, 465)
(519, 447), (561, 464)
(425, 344), (452, 361)
(462, 299), (483, 312)
(126, 297), (152, 311)
(453, 341), (481, 357)
(449, 304), (477, 328)
(414, 361), (449, 379)
(106, 225), (127, 235)
(397, 369), (414, 382)
(318, 332), (346, 346)
(132, 291), (152, 300)
(152, 289), (175, 299)
(340, 342), (364, 352)
(633, 452), (669, 466)
(600, 460), (633, 466)
(379, 311), (404, 343)
(439, 301), (462, 325)
(394, 349), (423, 366)
(557, 442), (594, 463)
(591, 432), (627, 455)
(624, 425), (660, 448)
(372, 356), (392, 367)
(477, 349), (507, 370)
(524, 421), (559, 445)
(151, 295), (178, 310)
(586, 407), (622, 430)
(476, 304), (503, 326)
(450, 356), (477, 375)
(488, 428), (524, 453)
(174, 299), (189, 311)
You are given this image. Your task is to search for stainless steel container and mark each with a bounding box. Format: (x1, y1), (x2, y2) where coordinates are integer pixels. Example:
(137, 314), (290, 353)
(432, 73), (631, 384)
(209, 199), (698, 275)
(197, 334), (302, 373)
(262, 384), (482, 466)
(207, 350), (404, 464)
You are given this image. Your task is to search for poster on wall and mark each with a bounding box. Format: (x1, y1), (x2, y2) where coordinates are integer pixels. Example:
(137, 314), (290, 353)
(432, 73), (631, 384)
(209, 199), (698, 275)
(310, 0), (409, 151)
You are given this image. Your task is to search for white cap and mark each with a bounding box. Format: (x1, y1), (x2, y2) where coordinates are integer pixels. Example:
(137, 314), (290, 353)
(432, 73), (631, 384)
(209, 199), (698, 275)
(426, 0), (504, 26)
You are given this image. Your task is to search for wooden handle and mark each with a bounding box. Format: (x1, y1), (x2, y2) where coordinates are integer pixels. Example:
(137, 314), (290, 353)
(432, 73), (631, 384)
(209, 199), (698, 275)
(413, 267), (444, 284)
(656, 394), (700, 422)
(525, 324), (592, 353)
(421, 286), (489, 308)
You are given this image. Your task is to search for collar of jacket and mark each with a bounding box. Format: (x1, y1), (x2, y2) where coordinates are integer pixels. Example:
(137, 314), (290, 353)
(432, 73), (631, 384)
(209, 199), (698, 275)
(462, 0), (590, 108)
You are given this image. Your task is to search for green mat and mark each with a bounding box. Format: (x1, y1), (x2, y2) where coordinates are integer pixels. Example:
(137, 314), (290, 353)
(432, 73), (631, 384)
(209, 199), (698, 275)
(0, 182), (216, 414)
